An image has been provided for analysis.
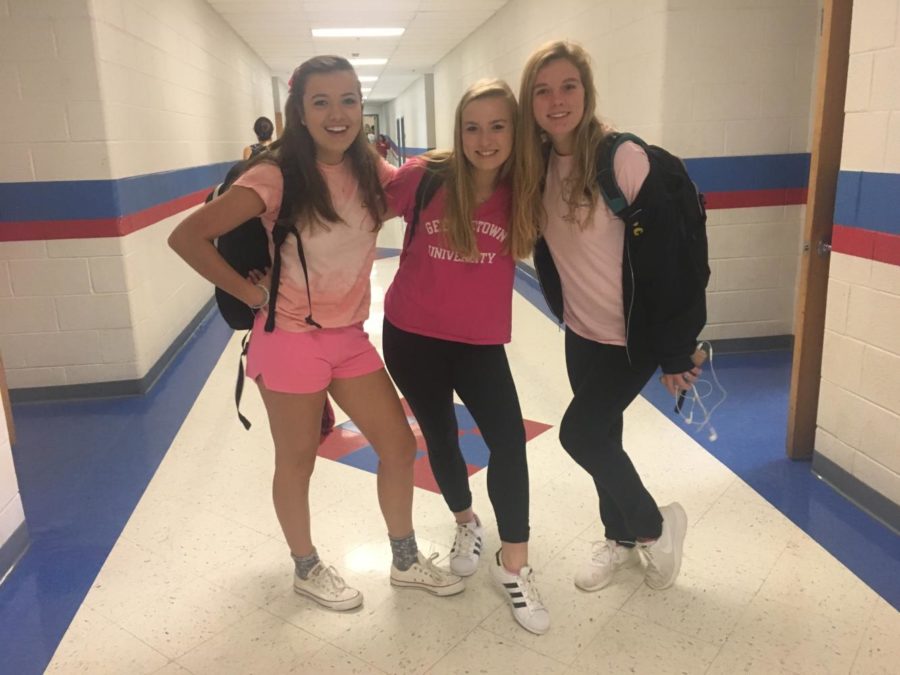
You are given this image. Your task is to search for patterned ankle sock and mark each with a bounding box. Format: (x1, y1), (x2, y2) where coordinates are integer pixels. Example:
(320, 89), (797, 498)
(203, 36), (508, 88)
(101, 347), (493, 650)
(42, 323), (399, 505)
(291, 549), (320, 580)
(389, 531), (418, 571)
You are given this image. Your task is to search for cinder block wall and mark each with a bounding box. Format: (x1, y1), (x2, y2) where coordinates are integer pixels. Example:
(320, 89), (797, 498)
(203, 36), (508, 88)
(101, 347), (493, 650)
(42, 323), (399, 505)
(431, 0), (819, 341)
(0, 0), (276, 391)
(816, 0), (900, 510)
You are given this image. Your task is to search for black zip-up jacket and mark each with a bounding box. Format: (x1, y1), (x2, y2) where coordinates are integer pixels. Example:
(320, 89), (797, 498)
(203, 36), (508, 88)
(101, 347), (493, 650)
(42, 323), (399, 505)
(533, 155), (707, 375)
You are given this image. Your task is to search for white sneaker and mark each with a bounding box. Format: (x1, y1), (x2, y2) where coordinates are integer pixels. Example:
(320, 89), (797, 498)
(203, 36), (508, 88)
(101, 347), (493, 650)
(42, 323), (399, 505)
(639, 502), (687, 590)
(574, 539), (641, 591)
(449, 516), (483, 577)
(490, 550), (550, 635)
(294, 562), (363, 611)
(391, 551), (465, 596)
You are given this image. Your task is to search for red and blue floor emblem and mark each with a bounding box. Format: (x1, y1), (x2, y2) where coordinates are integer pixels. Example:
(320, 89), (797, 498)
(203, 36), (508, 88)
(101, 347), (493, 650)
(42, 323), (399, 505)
(318, 399), (553, 493)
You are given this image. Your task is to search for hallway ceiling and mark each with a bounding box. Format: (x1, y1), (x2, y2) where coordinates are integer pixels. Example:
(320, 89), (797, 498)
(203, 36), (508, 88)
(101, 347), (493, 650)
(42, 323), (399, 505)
(206, 0), (510, 102)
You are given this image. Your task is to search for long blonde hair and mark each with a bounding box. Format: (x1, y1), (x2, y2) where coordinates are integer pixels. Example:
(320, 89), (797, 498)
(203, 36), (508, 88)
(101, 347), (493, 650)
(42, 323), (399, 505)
(515, 41), (609, 231)
(424, 78), (535, 260)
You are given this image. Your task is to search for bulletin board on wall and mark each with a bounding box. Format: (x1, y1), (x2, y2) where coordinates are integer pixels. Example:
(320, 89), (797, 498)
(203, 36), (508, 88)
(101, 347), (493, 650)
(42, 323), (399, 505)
(363, 114), (379, 137)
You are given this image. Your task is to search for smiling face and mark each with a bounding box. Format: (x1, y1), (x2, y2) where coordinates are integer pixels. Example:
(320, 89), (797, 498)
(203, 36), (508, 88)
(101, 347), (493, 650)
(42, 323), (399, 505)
(301, 70), (363, 164)
(460, 95), (514, 180)
(531, 58), (586, 155)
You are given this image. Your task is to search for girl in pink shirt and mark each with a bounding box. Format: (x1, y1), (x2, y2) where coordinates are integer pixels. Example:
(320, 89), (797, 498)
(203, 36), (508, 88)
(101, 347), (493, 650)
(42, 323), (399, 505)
(382, 79), (549, 635)
(517, 42), (704, 595)
(169, 55), (462, 612)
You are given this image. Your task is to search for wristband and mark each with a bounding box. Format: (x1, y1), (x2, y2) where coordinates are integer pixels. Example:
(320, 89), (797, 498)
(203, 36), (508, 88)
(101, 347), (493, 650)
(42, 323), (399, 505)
(249, 283), (269, 310)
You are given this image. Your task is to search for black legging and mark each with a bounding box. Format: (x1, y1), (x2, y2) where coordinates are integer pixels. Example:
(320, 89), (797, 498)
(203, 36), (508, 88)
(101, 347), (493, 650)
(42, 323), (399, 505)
(382, 318), (529, 543)
(561, 327), (663, 543)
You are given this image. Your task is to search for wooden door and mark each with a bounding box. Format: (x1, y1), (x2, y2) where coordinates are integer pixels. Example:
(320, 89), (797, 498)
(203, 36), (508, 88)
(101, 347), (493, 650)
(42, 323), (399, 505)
(786, 0), (853, 458)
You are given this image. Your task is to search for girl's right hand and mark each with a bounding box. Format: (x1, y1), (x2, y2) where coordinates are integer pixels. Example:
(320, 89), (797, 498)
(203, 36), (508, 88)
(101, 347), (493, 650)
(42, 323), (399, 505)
(247, 268), (268, 285)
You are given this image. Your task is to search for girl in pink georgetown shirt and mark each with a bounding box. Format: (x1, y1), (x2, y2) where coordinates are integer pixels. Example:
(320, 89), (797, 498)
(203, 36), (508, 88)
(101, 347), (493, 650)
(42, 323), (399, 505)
(382, 79), (550, 634)
(169, 55), (462, 612)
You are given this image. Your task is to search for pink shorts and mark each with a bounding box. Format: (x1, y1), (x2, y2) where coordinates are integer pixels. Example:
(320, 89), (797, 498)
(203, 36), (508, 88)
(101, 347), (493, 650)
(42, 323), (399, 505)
(245, 318), (384, 394)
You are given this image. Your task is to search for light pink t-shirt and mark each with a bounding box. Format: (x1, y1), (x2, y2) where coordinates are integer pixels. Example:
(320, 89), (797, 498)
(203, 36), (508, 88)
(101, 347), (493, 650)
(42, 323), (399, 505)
(542, 141), (649, 345)
(233, 159), (395, 332)
(383, 158), (516, 344)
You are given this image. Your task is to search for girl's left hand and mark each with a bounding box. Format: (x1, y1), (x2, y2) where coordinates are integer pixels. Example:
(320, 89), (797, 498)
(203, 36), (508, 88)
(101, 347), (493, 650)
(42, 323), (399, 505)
(660, 366), (702, 397)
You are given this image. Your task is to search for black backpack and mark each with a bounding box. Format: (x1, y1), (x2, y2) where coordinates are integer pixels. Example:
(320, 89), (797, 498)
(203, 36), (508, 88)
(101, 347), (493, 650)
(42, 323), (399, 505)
(209, 165), (319, 332)
(597, 132), (710, 289)
(534, 133), (709, 323)
(208, 163), (321, 429)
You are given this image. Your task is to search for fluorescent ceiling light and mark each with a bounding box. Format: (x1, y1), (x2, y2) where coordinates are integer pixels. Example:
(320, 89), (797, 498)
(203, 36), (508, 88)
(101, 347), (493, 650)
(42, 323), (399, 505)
(358, 76), (378, 82)
(313, 28), (404, 38)
(361, 88), (372, 93)
(349, 58), (388, 66)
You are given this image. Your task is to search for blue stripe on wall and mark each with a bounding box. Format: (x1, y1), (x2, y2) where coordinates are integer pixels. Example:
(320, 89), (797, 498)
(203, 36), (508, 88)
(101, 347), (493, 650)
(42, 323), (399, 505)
(682, 153), (810, 192)
(835, 170), (900, 235)
(1, 153), (813, 224)
(0, 162), (235, 221)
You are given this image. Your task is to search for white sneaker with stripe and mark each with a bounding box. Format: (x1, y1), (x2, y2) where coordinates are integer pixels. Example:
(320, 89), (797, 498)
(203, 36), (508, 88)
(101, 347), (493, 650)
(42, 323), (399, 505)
(449, 516), (483, 577)
(489, 550), (550, 635)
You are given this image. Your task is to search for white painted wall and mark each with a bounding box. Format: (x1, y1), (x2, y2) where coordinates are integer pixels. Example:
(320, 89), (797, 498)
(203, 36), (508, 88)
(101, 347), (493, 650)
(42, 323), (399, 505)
(0, 391), (24, 560)
(430, 0), (819, 340)
(816, 0), (900, 507)
(0, 0), (277, 390)
(384, 76), (433, 153)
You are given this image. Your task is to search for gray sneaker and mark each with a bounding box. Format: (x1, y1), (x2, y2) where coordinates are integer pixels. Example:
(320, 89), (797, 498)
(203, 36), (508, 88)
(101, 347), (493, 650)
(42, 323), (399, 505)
(639, 503), (687, 590)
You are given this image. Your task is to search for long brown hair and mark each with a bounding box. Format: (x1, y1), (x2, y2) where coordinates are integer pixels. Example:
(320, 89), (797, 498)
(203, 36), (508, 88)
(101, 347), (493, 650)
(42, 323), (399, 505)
(515, 41), (610, 231)
(423, 78), (535, 260)
(247, 55), (387, 232)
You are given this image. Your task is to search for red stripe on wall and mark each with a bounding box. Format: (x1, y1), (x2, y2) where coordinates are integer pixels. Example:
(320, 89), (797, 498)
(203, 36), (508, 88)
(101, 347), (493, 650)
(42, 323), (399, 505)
(704, 187), (808, 209)
(0, 188), (211, 242)
(832, 224), (876, 259)
(873, 231), (900, 266)
(832, 225), (900, 266)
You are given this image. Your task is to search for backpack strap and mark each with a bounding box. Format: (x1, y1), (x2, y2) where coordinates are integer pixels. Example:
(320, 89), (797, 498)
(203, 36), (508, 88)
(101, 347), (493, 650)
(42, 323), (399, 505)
(294, 231), (321, 328)
(596, 132), (647, 220)
(235, 331), (252, 429)
(234, 167), (313, 430)
(406, 163), (443, 248)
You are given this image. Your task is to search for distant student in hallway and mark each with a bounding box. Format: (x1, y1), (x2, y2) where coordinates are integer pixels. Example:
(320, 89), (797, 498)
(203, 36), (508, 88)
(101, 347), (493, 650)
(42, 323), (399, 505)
(381, 79), (550, 634)
(518, 41), (706, 593)
(242, 116), (275, 159)
(169, 55), (463, 612)
(375, 133), (391, 160)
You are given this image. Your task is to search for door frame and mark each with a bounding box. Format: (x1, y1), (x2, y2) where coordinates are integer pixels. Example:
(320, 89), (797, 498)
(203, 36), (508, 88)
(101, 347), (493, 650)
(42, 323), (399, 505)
(786, 0), (853, 459)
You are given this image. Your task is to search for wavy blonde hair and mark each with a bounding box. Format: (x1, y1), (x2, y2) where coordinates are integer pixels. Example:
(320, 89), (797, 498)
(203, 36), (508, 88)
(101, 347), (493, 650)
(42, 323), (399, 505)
(423, 78), (535, 260)
(515, 40), (610, 231)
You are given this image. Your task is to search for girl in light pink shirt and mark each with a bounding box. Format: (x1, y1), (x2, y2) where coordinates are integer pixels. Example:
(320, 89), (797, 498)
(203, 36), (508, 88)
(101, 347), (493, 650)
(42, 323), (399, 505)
(517, 41), (704, 596)
(169, 55), (462, 611)
(382, 79), (550, 635)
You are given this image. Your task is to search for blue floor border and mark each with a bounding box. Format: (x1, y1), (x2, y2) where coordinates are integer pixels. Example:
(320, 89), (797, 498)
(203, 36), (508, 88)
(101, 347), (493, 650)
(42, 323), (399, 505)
(514, 266), (900, 610)
(0, 307), (233, 675)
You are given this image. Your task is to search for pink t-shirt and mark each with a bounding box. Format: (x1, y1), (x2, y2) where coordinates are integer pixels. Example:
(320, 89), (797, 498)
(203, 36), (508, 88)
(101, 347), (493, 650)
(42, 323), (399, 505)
(232, 159), (394, 332)
(542, 141), (649, 345)
(383, 158), (516, 344)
